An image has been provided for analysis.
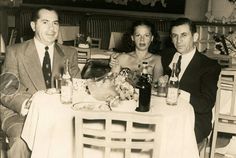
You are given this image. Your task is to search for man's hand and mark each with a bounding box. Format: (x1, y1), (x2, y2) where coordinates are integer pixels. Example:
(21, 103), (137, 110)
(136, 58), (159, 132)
(21, 90), (45, 116)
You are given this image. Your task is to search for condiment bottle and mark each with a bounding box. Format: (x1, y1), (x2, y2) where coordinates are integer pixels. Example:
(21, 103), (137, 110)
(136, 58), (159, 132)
(166, 63), (179, 105)
(61, 59), (73, 104)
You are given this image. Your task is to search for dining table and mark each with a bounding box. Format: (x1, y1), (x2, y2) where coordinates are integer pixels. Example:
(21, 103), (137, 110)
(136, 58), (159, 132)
(21, 79), (199, 158)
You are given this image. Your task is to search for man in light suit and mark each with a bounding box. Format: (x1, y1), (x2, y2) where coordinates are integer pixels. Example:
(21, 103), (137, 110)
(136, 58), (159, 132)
(0, 7), (80, 158)
(161, 18), (221, 150)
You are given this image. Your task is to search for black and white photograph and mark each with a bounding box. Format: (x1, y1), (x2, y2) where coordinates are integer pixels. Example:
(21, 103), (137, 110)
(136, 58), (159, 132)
(1, 0), (236, 158)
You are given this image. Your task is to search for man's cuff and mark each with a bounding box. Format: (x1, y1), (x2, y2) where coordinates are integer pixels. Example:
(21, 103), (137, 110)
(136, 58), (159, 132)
(179, 90), (190, 102)
(20, 99), (30, 116)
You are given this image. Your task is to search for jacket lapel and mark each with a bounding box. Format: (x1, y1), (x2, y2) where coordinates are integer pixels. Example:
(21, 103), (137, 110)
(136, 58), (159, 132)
(180, 50), (200, 84)
(51, 44), (65, 86)
(23, 39), (46, 90)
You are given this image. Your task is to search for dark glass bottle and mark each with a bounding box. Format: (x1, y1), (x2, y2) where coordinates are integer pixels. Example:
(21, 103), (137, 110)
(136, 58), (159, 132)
(135, 62), (151, 112)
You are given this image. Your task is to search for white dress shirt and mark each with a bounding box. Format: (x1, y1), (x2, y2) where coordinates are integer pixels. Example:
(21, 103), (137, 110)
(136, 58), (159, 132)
(34, 38), (54, 68)
(169, 47), (196, 102)
(169, 47), (196, 80)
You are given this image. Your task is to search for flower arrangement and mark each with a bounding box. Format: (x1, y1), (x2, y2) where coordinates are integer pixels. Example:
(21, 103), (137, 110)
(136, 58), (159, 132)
(113, 68), (138, 101)
(87, 68), (138, 107)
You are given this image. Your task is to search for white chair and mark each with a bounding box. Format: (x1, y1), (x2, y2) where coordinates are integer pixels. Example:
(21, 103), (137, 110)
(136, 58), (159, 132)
(0, 34), (6, 53)
(90, 38), (101, 49)
(210, 69), (236, 158)
(108, 32), (124, 51)
(57, 26), (80, 46)
(75, 110), (162, 158)
(74, 47), (91, 64)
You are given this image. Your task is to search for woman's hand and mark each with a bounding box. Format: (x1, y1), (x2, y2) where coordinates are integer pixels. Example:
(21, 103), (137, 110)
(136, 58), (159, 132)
(110, 53), (121, 74)
(109, 53), (120, 68)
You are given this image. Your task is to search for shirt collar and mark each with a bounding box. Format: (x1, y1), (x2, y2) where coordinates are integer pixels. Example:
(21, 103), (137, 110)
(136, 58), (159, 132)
(34, 37), (55, 52)
(181, 47), (196, 59)
(169, 47), (196, 69)
(34, 37), (55, 67)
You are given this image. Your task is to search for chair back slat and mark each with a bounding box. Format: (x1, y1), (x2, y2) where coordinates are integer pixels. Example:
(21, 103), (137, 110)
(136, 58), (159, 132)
(8, 29), (17, 46)
(217, 70), (236, 117)
(75, 110), (161, 158)
(90, 38), (101, 49)
(210, 69), (236, 158)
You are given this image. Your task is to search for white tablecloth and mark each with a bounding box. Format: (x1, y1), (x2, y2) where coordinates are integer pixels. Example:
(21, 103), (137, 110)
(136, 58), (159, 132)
(21, 91), (199, 158)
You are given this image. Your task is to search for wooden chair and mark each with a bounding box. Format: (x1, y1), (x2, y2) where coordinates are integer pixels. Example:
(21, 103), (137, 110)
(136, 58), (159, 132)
(57, 26), (80, 46)
(8, 29), (17, 46)
(0, 34), (6, 53)
(74, 47), (91, 64)
(108, 32), (124, 51)
(210, 69), (236, 158)
(75, 110), (162, 158)
(90, 38), (101, 49)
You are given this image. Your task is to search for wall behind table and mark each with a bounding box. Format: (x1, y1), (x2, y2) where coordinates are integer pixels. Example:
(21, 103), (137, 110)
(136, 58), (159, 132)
(14, 0), (209, 49)
(16, 7), (172, 49)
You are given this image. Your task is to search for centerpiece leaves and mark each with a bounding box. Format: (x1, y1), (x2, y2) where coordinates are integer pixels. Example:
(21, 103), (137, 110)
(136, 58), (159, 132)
(210, 31), (236, 56)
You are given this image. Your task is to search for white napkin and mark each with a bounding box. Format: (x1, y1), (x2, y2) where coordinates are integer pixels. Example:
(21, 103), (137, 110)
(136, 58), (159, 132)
(179, 90), (190, 103)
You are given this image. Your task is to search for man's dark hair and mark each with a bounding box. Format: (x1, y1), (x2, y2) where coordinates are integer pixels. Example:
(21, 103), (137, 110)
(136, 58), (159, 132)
(31, 6), (59, 22)
(169, 17), (197, 35)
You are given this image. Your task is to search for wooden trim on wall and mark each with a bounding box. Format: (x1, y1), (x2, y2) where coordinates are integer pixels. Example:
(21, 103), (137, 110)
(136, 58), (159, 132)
(20, 3), (179, 20)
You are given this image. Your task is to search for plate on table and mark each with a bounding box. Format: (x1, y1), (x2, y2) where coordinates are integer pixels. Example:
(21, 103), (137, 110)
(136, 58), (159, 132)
(72, 102), (111, 111)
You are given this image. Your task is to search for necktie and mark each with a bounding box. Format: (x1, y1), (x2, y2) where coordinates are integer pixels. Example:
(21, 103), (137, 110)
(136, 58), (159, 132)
(42, 46), (52, 88)
(175, 55), (182, 77)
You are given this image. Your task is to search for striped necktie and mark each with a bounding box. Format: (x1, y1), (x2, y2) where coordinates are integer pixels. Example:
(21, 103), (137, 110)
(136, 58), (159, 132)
(42, 46), (52, 88)
(175, 55), (182, 77)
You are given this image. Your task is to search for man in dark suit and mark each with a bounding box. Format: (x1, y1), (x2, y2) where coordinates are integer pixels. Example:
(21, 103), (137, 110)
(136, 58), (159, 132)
(161, 18), (221, 149)
(0, 7), (80, 158)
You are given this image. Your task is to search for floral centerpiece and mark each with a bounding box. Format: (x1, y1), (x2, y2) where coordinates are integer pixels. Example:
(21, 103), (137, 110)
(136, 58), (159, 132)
(87, 68), (138, 107)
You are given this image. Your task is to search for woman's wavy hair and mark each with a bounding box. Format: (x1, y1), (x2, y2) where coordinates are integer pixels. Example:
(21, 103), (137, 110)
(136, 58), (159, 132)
(122, 20), (161, 54)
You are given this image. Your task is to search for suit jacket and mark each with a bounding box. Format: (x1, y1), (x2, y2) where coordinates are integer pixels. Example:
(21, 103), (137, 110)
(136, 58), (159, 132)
(0, 39), (81, 131)
(162, 49), (221, 143)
